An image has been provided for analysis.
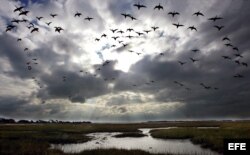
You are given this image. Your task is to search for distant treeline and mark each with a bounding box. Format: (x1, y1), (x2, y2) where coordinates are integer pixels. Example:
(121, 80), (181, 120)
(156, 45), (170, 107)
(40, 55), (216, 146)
(0, 117), (91, 124)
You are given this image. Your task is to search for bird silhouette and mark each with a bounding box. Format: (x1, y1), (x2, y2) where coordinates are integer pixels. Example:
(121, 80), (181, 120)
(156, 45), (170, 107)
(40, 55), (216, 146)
(117, 30), (124, 34)
(191, 49), (200, 53)
(54, 27), (64, 33)
(129, 16), (137, 20)
(178, 61), (186, 65)
(6, 25), (16, 32)
(225, 43), (233, 47)
(31, 27), (39, 33)
(173, 23), (184, 28)
(208, 16), (223, 22)
(168, 11), (180, 17)
(101, 34), (107, 37)
(144, 30), (151, 34)
(222, 56), (232, 60)
(242, 62), (248, 67)
(85, 17), (93, 21)
(188, 26), (197, 31)
(154, 3), (163, 10)
(46, 22), (52, 26)
(74, 12), (82, 17)
(36, 16), (43, 20)
(11, 19), (20, 24)
(19, 10), (29, 16)
(234, 74), (244, 78)
(122, 43), (128, 47)
(222, 37), (230, 41)
(190, 57), (198, 62)
(127, 28), (134, 32)
(112, 36), (119, 40)
(134, 2), (146, 10)
(110, 29), (118, 33)
(14, 6), (24, 12)
(121, 13), (130, 18)
(95, 38), (100, 41)
(151, 26), (159, 31)
(50, 14), (58, 18)
(233, 47), (239, 52)
(17, 38), (22, 42)
(126, 35), (134, 39)
(193, 11), (204, 16)
(214, 25), (224, 31)
(136, 32), (144, 36)
(235, 60), (240, 65)
(234, 54), (243, 58)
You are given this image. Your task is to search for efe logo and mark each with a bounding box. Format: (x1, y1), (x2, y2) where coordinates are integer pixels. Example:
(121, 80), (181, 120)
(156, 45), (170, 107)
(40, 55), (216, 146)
(228, 143), (246, 150)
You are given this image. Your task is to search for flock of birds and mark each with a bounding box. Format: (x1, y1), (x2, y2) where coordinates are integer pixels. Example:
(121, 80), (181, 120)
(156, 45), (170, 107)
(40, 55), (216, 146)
(4, 2), (248, 103)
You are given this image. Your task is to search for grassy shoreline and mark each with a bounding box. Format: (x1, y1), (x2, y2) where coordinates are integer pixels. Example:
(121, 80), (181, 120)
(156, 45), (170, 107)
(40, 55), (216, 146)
(150, 123), (250, 153)
(1, 121), (250, 155)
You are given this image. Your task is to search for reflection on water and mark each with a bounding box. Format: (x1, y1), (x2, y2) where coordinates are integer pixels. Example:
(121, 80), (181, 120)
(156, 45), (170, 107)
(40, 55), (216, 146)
(51, 128), (221, 155)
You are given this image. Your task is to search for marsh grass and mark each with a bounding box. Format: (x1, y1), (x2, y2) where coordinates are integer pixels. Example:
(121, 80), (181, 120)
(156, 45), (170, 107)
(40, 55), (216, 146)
(150, 122), (250, 153)
(1, 121), (249, 155)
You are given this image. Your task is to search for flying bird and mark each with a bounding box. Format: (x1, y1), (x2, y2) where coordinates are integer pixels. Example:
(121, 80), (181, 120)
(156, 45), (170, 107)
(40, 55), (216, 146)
(188, 26), (197, 31)
(191, 49), (200, 53)
(14, 6), (24, 12)
(225, 43), (233, 47)
(154, 3), (163, 10)
(110, 29), (118, 33)
(101, 34), (107, 37)
(193, 11), (204, 16)
(190, 57), (199, 62)
(117, 30), (124, 34)
(173, 23), (184, 28)
(222, 56), (232, 60)
(50, 14), (58, 18)
(242, 62), (248, 67)
(233, 47), (239, 52)
(234, 74), (244, 78)
(222, 37), (230, 41)
(46, 22), (52, 26)
(36, 16), (43, 21)
(136, 32), (144, 36)
(214, 25), (224, 31)
(168, 11), (180, 17)
(74, 12), (82, 17)
(234, 53), (243, 58)
(144, 30), (151, 34)
(127, 28), (134, 32)
(178, 61), (186, 65)
(31, 27), (39, 33)
(54, 27), (64, 33)
(85, 17), (93, 21)
(126, 35), (134, 39)
(129, 16), (137, 20)
(121, 13), (130, 18)
(208, 16), (223, 22)
(112, 36), (119, 40)
(151, 26), (159, 31)
(133, 2), (146, 10)
(19, 10), (29, 16)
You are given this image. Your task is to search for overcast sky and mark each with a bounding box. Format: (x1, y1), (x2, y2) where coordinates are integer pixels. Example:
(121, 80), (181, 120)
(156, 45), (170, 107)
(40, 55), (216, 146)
(0, 0), (250, 122)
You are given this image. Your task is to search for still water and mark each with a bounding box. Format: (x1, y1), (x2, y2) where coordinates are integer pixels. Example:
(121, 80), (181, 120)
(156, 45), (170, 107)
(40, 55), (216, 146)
(51, 128), (221, 155)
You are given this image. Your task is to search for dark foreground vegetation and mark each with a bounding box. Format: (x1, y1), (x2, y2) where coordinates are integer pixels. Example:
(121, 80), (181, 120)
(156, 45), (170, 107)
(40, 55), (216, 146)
(0, 119), (250, 155)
